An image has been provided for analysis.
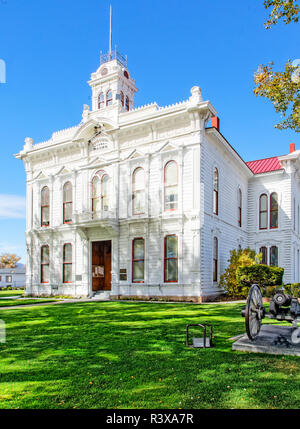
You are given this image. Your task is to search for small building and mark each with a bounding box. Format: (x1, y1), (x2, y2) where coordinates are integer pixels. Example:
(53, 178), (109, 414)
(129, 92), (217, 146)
(0, 266), (26, 288)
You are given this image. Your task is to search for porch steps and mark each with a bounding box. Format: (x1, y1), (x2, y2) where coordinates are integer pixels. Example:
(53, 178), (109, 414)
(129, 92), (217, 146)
(89, 291), (111, 301)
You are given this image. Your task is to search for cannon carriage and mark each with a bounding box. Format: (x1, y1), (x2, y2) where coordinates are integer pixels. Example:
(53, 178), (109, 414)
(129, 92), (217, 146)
(241, 284), (300, 343)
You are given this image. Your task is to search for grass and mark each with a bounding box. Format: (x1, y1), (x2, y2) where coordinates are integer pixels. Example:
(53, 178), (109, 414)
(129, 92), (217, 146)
(0, 290), (24, 298)
(0, 299), (57, 307)
(0, 300), (299, 409)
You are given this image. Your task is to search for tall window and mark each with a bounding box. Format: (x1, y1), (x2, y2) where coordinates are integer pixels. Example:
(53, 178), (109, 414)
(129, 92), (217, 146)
(270, 246), (278, 266)
(132, 167), (145, 215)
(270, 192), (278, 229)
(120, 91), (124, 107)
(63, 182), (72, 224)
(213, 237), (218, 282)
(132, 238), (145, 283)
(164, 161), (178, 211)
(63, 243), (72, 283)
(41, 245), (50, 283)
(238, 188), (242, 227)
(98, 92), (105, 109)
(92, 176), (101, 212)
(213, 168), (219, 215)
(106, 90), (113, 106)
(125, 96), (130, 111)
(259, 246), (268, 265)
(259, 194), (268, 229)
(101, 174), (109, 211)
(164, 235), (178, 282)
(41, 186), (50, 227)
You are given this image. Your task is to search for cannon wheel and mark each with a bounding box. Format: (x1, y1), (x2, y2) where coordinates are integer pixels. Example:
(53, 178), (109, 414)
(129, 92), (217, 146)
(245, 284), (264, 340)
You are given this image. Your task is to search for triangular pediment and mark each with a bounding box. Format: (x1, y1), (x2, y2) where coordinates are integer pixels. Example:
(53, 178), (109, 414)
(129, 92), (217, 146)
(157, 141), (177, 153)
(87, 156), (107, 167)
(34, 171), (47, 180)
(56, 166), (71, 176)
(127, 149), (145, 160)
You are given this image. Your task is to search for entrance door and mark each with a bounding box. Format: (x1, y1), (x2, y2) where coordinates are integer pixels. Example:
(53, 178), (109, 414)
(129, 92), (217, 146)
(92, 241), (112, 291)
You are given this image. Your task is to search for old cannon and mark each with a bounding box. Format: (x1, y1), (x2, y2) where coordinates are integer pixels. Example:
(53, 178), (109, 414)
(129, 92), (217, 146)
(241, 284), (300, 343)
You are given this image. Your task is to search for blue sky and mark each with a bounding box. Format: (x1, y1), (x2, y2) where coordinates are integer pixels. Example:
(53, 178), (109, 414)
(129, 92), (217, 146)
(0, 0), (299, 263)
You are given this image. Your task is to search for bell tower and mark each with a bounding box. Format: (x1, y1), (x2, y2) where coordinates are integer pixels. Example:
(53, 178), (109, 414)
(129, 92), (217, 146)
(88, 6), (138, 113)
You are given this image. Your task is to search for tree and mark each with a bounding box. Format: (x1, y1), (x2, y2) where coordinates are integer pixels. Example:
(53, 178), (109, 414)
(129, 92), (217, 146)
(0, 253), (21, 269)
(219, 248), (257, 297)
(253, 1), (300, 132)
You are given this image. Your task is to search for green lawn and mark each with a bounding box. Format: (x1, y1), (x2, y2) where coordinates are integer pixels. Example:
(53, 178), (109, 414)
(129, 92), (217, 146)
(0, 290), (24, 298)
(0, 301), (299, 409)
(0, 299), (57, 307)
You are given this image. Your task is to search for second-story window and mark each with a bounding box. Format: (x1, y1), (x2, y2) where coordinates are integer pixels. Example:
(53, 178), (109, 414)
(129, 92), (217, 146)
(132, 167), (145, 215)
(98, 92), (105, 109)
(238, 188), (242, 227)
(106, 90), (113, 106)
(41, 186), (50, 227)
(63, 182), (72, 224)
(92, 176), (100, 212)
(213, 168), (219, 215)
(270, 193), (278, 229)
(259, 194), (268, 230)
(125, 96), (130, 111)
(120, 91), (124, 107)
(101, 174), (110, 211)
(164, 161), (178, 211)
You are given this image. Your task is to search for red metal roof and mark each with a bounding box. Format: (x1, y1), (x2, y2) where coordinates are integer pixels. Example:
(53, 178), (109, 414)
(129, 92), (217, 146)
(246, 156), (282, 174)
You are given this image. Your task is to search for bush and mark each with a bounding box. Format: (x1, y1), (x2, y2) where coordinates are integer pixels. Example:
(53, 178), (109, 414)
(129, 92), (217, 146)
(236, 264), (284, 297)
(219, 248), (256, 297)
(283, 283), (300, 298)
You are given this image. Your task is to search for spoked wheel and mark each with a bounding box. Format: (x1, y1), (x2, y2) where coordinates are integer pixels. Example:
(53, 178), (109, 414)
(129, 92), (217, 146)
(245, 284), (265, 341)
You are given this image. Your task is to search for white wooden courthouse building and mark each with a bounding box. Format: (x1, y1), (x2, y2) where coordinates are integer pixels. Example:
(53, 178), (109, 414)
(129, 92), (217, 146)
(16, 48), (300, 301)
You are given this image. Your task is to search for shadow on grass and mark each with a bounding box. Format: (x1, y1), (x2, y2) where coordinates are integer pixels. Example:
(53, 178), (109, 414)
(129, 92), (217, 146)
(0, 301), (298, 409)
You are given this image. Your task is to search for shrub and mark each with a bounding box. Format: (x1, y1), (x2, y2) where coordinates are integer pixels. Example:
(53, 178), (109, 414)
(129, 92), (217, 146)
(219, 248), (256, 297)
(236, 264), (284, 297)
(283, 283), (300, 298)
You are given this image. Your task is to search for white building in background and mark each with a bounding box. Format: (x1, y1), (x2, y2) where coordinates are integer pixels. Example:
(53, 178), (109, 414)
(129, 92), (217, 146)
(0, 266), (26, 288)
(15, 46), (300, 301)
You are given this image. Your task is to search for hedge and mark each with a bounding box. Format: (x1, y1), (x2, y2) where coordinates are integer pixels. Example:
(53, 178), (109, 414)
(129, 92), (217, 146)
(236, 264), (284, 296)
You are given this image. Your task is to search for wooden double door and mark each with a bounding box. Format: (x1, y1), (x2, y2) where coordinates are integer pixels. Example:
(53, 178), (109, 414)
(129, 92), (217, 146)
(92, 241), (112, 291)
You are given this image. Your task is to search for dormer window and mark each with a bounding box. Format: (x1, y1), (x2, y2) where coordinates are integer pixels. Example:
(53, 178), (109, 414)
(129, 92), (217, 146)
(106, 90), (113, 106)
(98, 92), (104, 109)
(125, 96), (130, 111)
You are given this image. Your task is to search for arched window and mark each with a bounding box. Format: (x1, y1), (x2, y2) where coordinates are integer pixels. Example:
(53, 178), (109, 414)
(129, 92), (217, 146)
(101, 174), (110, 211)
(270, 246), (278, 266)
(106, 90), (113, 106)
(259, 194), (268, 229)
(238, 188), (242, 227)
(259, 246), (268, 265)
(213, 237), (218, 282)
(98, 92), (105, 109)
(132, 167), (145, 215)
(164, 161), (178, 211)
(270, 192), (278, 229)
(63, 182), (72, 224)
(41, 245), (49, 283)
(120, 91), (124, 107)
(213, 168), (219, 215)
(92, 176), (101, 212)
(63, 243), (72, 283)
(164, 235), (178, 282)
(41, 186), (50, 227)
(132, 238), (145, 283)
(125, 96), (130, 111)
